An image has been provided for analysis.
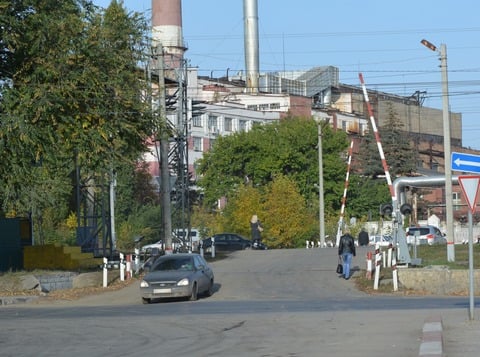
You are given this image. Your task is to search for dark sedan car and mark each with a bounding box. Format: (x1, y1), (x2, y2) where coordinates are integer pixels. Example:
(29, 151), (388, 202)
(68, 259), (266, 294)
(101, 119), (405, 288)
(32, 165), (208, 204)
(140, 253), (214, 304)
(199, 233), (253, 252)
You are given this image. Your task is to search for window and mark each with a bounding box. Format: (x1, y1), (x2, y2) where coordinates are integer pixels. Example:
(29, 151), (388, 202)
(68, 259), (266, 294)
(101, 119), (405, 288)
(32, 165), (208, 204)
(208, 115), (218, 131)
(192, 115), (202, 127)
(224, 117), (233, 132)
(193, 137), (202, 151)
(247, 104), (258, 111)
(270, 103), (280, 110)
(239, 120), (247, 132)
(259, 103), (269, 111)
(453, 192), (461, 211)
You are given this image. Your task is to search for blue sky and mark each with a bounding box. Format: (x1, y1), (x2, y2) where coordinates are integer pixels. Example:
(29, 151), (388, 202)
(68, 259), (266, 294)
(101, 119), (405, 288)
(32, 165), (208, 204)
(93, 0), (480, 151)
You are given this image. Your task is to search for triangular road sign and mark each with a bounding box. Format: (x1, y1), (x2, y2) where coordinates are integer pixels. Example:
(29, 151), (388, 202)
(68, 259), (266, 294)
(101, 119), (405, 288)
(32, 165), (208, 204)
(458, 175), (480, 213)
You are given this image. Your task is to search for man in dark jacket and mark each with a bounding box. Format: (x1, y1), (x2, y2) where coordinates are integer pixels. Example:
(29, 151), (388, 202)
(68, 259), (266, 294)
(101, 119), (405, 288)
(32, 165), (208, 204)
(358, 228), (369, 246)
(338, 230), (356, 280)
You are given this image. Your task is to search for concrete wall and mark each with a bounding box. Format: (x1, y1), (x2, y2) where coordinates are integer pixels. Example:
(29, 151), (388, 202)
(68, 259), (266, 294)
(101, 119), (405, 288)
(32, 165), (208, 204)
(398, 267), (480, 295)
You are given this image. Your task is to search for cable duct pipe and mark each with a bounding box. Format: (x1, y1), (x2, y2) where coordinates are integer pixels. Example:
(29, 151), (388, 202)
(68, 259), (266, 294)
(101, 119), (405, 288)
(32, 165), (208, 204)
(393, 175), (459, 215)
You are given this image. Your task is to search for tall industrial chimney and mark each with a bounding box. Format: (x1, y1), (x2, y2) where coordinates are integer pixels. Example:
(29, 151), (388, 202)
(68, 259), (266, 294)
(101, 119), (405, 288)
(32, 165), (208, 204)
(244, 0), (259, 93)
(152, 0), (186, 66)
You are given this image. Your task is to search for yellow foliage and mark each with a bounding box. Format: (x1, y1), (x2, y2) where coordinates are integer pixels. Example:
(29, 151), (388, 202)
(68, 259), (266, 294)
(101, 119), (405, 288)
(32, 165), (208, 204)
(65, 211), (77, 230)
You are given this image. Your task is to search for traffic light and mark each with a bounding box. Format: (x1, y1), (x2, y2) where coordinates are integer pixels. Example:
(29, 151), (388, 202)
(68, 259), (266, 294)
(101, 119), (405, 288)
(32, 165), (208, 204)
(380, 203), (393, 217)
(400, 203), (413, 216)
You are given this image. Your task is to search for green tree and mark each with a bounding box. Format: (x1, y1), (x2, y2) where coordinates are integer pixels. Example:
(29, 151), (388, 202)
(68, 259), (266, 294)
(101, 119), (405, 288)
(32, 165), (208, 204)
(0, 1), (153, 240)
(355, 102), (416, 178)
(197, 116), (349, 214)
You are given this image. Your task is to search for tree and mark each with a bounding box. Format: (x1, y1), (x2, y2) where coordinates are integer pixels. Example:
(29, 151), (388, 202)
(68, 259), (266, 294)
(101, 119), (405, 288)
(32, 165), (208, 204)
(355, 101), (416, 178)
(0, 1), (154, 240)
(197, 116), (349, 213)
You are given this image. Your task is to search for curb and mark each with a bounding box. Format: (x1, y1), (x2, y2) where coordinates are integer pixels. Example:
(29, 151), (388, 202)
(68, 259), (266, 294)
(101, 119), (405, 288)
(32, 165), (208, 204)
(0, 295), (40, 306)
(419, 316), (443, 357)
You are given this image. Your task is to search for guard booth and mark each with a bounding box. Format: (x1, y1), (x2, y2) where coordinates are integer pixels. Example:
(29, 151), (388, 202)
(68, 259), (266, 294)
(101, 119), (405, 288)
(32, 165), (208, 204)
(0, 218), (32, 272)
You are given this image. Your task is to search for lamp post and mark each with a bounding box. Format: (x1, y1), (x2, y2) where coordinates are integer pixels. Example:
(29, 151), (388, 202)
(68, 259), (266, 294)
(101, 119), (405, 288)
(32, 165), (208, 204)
(318, 119), (329, 248)
(421, 39), (455, 262)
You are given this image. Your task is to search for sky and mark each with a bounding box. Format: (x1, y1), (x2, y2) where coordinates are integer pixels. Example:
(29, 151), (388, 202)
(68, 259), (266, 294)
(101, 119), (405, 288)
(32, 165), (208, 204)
(93, 0), (480, 151)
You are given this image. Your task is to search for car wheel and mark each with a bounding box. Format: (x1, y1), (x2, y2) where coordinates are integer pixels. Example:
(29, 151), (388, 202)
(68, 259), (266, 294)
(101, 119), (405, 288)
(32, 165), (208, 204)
(189, 283), (198, 301)
(142, 297), (151, 304)
(205, 279), (214, 297)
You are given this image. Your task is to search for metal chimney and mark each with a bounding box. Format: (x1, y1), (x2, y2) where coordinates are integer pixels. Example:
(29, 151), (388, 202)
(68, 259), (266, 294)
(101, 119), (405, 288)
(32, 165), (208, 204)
(244, 0), (259, 93)
(152, 0), (186, 66)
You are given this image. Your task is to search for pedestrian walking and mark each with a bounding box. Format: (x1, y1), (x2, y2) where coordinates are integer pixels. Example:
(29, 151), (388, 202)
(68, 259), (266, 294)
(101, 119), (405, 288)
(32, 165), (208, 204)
(338, 229), (356, 280)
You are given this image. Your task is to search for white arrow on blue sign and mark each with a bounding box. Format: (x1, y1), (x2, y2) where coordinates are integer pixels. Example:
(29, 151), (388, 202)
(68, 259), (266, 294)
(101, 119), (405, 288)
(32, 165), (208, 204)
(452, 152), (480, 174)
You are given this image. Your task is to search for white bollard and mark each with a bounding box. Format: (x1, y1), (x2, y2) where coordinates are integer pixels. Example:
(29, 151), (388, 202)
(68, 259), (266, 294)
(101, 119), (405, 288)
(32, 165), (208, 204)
(134, 248), (140, 274)
(382, 251), (386, 268)
(306, 240), (310, 249)
(387, 247), (392, 268)
(373, 244), (381, 290)
(392, 256), (398, 291)
(103, 257), (108, 288)
(126, 254), (132, 279)
(120, 253), (125, 281)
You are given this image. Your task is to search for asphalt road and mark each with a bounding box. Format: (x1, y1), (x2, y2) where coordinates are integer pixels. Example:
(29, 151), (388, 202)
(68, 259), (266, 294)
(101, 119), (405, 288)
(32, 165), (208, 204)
(1, 247), (479, 357)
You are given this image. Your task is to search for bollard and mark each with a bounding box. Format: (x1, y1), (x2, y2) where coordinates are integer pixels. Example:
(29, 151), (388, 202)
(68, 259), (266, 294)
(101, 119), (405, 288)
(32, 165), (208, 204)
(199, 241), (204, 258)
(306, 240), (310, 249)
(382, 251), (386, 268)
(103, 257), (108, 288)
(366, 251), (373, 280)
(211, 236), (215, 258)
(387, 246), (392, 268)
(126, 254), (132, 279)
(392, 256), (398, 291)
(120, 253), (125, 281)
(134, 248), (140, 275)
(373, 244), (381, 290)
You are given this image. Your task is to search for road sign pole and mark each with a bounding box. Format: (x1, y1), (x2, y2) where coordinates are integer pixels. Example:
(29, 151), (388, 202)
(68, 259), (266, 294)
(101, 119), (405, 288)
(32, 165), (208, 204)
(458, 175), (479, 321)
(468, 209), (475, 320)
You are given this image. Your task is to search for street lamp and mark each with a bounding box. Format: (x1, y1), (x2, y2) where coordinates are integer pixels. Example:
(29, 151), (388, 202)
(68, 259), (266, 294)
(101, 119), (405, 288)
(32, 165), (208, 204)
(318, 119), (330, 248)
(421, 39), (455, 262)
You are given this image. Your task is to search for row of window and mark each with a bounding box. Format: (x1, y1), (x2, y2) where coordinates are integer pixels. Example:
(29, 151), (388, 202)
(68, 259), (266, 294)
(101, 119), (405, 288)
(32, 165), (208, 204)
(192, 115), (249, 132)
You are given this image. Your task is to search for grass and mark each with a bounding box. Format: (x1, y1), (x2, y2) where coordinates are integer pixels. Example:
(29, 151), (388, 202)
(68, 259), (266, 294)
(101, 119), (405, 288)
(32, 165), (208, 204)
(354, 243), (480, 294)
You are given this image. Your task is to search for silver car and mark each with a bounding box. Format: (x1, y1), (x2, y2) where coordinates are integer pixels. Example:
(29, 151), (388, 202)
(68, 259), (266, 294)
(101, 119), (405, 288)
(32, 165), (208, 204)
(140, 253), (214, 304)
(406, 225), (446, 245)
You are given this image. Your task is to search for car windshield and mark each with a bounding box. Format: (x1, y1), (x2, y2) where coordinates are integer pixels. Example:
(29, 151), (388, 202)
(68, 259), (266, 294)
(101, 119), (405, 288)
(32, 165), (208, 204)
(408, 228), (430, 236)
(152, 257), (194, 272)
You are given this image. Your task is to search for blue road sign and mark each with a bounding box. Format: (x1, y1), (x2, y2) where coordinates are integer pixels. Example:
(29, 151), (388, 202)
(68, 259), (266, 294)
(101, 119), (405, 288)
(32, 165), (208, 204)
(452, 152), (480, 174)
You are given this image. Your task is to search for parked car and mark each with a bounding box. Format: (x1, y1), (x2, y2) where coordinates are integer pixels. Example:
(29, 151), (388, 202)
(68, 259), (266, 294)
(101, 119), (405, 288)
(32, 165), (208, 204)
(406, 225), (446, 245)
(369, 235), (394, 247)
(140, 253), (214, 304)
(199, 233), (252, 252)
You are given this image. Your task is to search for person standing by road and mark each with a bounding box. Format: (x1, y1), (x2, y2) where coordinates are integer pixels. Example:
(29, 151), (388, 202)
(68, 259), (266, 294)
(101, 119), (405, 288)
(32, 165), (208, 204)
(358, 228), (369, 246)
(250, 214), (263, 247)
(338, 229), (356, 280)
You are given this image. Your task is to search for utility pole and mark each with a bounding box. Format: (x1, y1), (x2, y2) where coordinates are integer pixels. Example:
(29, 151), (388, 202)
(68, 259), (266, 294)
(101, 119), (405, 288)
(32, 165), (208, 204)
(318, 121), (326, 248)
(154, 44), (173, 254)
(421, 39), (455, 262)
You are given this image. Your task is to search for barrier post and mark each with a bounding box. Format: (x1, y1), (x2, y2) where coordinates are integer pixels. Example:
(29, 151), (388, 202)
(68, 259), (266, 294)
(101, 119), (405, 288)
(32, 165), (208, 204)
(373, 244), (381, 290)
(103, 257), (108, 288)
(306, 240), (310, 249)
(120, 253), (125, 281)
(126, 254), (132, 279)
(366, 251), (373, 280)
(392, 254), (398, 291)
(387, 246), (392, 267)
